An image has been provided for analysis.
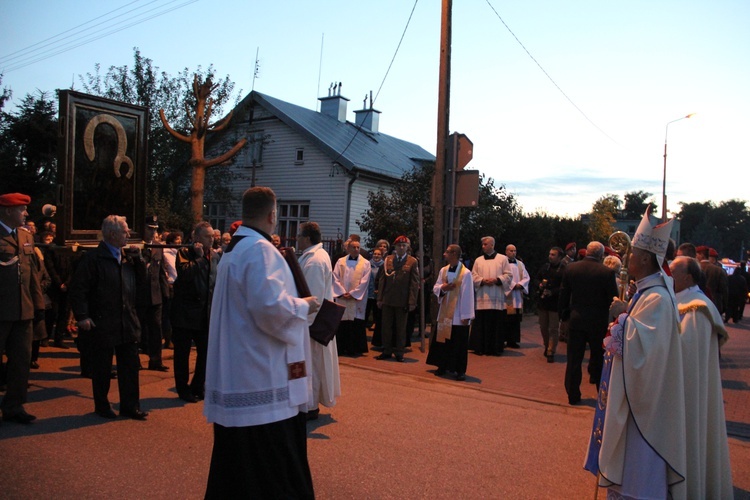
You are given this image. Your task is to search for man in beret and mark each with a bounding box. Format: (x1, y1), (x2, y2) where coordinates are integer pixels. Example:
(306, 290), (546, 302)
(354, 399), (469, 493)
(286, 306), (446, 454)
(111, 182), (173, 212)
(0, 192), (45, 424)
(562, 242), (577, 266)
(376, 235), (420, 362)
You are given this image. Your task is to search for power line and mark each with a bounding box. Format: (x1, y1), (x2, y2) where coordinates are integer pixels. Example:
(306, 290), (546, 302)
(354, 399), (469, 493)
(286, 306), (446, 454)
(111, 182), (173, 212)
(332, 0), (420, 166)
(1, 0), (197, 73)
(0, 0), (157, 65)
(484, 0), (620, 145)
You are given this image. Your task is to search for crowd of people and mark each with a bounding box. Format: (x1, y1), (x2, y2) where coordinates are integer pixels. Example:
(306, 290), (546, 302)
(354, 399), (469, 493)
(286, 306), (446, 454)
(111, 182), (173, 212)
(0, 189), (737, 497)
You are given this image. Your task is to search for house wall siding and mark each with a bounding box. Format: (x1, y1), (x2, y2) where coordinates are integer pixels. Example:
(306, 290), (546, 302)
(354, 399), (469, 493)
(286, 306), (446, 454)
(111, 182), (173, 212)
(206, 115), (395, 244)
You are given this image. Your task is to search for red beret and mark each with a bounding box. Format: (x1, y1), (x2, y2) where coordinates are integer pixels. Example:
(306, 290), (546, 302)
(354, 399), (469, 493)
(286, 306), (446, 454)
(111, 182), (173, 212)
(0, 192), (31, 207)
(604, 246), (620, 257)
(565, 242), (576, 251)
(709, 248), (719, 258)
(228, 220), (242, 236)
(393, 235), (409, 244)
(695, 245), (708, 254)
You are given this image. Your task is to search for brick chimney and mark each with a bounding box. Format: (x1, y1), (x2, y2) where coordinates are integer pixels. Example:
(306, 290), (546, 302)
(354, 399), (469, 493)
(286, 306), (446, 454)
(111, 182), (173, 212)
(319, 82), (348, 122)
(354, 91), (380, 133)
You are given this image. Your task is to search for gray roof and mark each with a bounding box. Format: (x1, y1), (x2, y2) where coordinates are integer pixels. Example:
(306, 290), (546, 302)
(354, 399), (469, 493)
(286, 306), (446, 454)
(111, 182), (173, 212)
(243, 91), (435, 179)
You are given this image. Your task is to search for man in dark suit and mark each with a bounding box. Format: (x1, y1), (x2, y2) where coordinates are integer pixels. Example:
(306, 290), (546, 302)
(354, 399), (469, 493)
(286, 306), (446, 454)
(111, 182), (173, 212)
(171, 221), (220, 403)
(0, 193), (45, 424)
(137, 215), (169, 371)
(69, 215), (148, 420)
(558, 241), (618, 405)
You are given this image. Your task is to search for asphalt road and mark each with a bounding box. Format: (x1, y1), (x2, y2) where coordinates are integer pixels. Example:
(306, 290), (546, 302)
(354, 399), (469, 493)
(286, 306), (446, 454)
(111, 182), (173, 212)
(1, 315), (748, 499)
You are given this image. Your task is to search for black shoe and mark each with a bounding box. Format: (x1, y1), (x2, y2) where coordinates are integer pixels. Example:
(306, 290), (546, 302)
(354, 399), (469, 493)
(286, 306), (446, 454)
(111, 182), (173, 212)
(39, 339), (49, 347)
(547, 354), (555, 363)
(147, 363), (169, 372)
(473, 351), (484, 356)
(435, 368), (446, 376)
(375, 353), (392, 360)
(506, 342), (520, 348)
(110, 370), (118, 379)
(120, 409), (148, 420)
(52, 341), (69, 349)
(306, 409), (320, 421)
(30, 361), (40, 369)
(568, 397), (581, 405)
(394, 355), (404, 362)
(178, 392), (199, 403)
(3, 410), (37, 424)
(95, 408), (117, 419)
(456, 373), (466, 381)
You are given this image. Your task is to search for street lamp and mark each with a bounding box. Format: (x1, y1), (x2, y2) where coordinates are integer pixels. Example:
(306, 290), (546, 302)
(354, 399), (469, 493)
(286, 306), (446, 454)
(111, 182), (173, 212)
(662, 113), (695, 222)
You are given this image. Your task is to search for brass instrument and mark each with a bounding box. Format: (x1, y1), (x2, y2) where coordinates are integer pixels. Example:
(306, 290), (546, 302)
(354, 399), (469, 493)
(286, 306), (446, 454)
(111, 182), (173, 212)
(608, 231), (632, 300)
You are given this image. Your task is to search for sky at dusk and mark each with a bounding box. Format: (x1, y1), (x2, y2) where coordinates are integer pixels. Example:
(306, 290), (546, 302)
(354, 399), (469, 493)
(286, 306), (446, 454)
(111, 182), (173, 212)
(2, 0), (749, 218)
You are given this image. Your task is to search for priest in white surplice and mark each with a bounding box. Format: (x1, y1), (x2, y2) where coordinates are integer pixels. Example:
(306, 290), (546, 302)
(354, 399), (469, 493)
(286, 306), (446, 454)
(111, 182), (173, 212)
(670, 256), (733, 498)
(427, 244), (475, 381)
(469, 236), (512, 356)
(204, 187), (317, 499)
(332, 239), (371, 356)
(298, 221), (341, 420)
(598, 210), (687, 499)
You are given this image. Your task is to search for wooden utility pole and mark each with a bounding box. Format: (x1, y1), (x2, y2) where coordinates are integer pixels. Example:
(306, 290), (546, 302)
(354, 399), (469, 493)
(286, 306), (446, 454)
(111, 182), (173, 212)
(159, 75), (247, 224)
(432, 0), (452, 276)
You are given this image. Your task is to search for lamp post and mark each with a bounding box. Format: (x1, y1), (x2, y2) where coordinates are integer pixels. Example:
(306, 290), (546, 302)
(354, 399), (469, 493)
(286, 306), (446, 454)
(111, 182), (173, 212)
(662, 113), (695, 222)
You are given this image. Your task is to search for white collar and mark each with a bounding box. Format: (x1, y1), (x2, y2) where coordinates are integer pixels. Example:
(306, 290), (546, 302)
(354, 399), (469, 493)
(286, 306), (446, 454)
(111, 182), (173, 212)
(675, 284), (701, 301)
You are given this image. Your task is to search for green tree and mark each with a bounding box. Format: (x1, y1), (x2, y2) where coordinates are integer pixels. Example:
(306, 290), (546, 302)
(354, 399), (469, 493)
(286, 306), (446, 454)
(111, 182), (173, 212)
(0, 89), (58, 207)
(77, 48), (240, 233)
(0, 75), (11, 113)
(502, 211), (588, 278)
(678, 199), (750, 259)
(458, 175), (521, 258)
(622, 190), (656, 220)
(588, 194), (620, 242)
(677, 201), (715, 244)
(713, 200), (750, 259)
(358, 162), (435, 249)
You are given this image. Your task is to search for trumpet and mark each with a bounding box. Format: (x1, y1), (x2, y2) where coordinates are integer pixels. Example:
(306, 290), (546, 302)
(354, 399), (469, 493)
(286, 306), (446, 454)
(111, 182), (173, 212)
(608, 231), (632, 300)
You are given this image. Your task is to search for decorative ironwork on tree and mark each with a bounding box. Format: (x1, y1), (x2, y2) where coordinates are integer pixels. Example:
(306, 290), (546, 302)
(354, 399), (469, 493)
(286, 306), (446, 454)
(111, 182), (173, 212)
(159, 74), (246, 224)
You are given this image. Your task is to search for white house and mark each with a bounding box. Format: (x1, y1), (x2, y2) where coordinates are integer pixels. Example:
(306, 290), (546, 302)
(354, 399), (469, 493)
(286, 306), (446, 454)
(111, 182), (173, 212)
(203, 88), (435, 247)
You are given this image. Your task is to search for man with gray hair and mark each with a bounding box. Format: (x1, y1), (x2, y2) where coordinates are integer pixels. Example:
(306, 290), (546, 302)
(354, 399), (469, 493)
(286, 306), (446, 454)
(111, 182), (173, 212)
(469, 236), (512, 356)
(70, 215), (147, 420)
(558, 241), (618, 405)
(668, 256), (732, 497)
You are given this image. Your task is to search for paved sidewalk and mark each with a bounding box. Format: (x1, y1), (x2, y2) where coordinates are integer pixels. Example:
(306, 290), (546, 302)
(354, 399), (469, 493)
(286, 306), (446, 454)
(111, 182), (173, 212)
(342, 313), (750, 438)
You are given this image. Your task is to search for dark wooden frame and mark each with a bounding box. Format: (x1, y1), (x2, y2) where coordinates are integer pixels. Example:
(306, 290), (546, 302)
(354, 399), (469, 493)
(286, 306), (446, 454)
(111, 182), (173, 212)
(56, 90), (148, 245)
